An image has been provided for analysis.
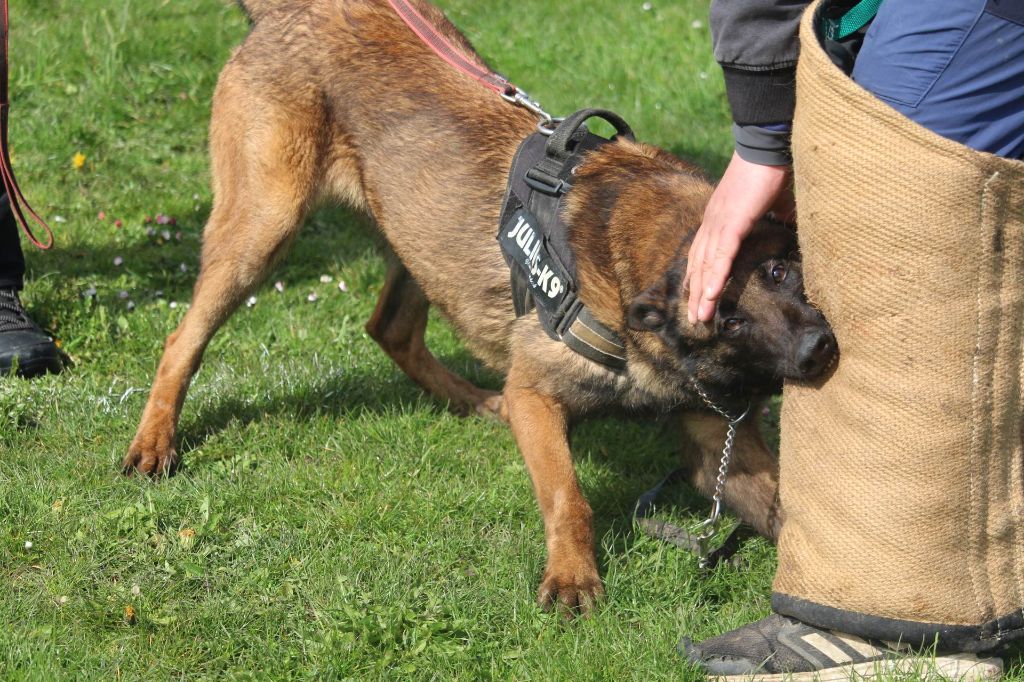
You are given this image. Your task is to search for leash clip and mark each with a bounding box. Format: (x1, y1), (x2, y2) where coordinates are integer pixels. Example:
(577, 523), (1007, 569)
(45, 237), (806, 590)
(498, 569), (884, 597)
(694, 501), (725, 570)
(501, 88), (562, 136)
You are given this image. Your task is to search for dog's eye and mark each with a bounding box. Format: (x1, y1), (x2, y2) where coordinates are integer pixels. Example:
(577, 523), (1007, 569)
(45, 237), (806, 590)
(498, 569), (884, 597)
(771, 263), (788, 284)
(723, 318), (746, 333)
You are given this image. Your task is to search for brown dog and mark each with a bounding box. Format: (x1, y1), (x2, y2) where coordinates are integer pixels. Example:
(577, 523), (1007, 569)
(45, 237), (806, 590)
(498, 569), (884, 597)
(124, 0), (835, 614)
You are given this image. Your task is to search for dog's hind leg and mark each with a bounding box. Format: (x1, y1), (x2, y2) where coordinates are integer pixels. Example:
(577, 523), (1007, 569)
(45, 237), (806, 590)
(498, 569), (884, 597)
(679, 407), (783, 541)
(365, 252), (505, 420)
(123, 65), (321, 476)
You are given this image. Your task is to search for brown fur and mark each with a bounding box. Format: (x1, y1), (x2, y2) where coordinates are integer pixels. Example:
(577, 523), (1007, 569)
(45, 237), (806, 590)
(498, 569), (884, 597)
(125, 0), (833, 614)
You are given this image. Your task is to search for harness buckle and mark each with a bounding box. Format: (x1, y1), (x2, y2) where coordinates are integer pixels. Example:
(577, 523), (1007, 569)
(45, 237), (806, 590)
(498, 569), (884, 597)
(524, 168), (568, 196)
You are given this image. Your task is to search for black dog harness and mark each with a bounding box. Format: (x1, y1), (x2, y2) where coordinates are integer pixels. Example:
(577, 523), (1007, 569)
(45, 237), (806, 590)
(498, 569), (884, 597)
(497, 109), (636, 372)
(499, 112), (758, 567)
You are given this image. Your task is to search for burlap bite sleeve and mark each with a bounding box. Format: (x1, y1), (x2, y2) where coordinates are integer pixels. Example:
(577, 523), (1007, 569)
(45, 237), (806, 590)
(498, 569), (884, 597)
(772, 0), (1024, 652)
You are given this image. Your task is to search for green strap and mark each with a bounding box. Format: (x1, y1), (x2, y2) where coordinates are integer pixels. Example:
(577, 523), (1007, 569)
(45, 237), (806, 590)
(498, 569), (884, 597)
(823, 0), (883, 40)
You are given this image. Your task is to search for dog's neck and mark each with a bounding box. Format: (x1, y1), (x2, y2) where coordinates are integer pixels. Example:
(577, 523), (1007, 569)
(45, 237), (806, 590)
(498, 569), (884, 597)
(563, 140), (713, 332)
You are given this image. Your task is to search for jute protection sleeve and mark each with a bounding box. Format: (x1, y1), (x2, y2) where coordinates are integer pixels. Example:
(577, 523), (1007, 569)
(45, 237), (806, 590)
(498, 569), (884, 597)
(772, 0), (1024, 652)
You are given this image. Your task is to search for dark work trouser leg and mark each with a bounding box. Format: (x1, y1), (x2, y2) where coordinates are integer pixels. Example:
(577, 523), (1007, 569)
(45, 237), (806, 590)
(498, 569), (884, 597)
(0, 192), (25, 290)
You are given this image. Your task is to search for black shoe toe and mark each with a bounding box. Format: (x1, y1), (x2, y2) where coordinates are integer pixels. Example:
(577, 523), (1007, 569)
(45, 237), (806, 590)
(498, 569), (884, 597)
(0, 329), (63, 378)
(679, 636), (764, 676)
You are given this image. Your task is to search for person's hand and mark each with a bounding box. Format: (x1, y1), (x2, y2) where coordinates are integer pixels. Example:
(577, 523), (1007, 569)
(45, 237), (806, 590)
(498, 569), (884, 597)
(686, 152), (794, 324)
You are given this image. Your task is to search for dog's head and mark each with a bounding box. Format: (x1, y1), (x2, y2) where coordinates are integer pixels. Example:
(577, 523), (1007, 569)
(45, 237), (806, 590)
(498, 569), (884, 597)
(626, 220), (836, 395)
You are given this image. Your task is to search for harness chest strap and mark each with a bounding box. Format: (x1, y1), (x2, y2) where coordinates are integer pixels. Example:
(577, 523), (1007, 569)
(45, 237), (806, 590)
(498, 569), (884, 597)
(497, 109), (635, 372)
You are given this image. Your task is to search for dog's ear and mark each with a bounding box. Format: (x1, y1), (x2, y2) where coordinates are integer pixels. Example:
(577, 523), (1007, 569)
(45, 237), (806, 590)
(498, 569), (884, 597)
(627, 273), (673, 332)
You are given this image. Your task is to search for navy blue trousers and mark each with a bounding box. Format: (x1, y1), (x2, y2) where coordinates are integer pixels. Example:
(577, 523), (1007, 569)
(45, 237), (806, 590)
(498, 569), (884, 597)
(852, 0), (1024, 159)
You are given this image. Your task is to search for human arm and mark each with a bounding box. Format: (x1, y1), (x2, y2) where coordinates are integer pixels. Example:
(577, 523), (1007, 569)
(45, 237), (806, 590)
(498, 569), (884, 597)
(685, 0), (807, 324)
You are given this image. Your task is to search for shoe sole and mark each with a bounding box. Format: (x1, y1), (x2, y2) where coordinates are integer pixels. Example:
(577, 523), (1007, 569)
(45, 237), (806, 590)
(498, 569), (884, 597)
(716, 653), (1003, 681)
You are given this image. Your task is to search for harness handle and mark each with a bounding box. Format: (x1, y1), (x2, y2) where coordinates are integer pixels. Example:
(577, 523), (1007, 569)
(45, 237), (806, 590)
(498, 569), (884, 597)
(544, 108), (635, 161)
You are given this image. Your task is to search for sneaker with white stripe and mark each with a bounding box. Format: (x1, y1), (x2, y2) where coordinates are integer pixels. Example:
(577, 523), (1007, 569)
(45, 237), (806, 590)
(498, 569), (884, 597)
(679, 614), (1003, 680)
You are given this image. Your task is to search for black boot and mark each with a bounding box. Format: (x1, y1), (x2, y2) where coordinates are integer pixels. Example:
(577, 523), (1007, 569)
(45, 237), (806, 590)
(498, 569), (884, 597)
(0, 288), (62, 378)
(680, 614), (1003, 680)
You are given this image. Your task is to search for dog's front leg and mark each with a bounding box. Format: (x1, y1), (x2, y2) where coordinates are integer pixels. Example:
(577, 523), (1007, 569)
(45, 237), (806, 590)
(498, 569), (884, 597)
(505, 372), (602, 615)
(679, 407), (783, 541)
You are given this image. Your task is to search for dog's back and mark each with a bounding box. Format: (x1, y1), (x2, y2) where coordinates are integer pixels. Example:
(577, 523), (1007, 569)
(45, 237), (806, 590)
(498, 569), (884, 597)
(225, 0), (541, 367)
(236, 0), (291, 23)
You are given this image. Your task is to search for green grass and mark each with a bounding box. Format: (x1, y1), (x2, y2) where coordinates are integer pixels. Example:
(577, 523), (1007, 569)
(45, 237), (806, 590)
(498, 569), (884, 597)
(0, 1), (1019, 679)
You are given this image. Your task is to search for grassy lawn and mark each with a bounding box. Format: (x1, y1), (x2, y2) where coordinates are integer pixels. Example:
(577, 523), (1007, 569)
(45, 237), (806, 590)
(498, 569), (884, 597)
(0, 0), (1019, 679)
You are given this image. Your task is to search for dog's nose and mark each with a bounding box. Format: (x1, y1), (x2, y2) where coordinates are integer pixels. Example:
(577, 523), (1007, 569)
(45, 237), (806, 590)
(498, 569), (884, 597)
(796, 328), (837, 377)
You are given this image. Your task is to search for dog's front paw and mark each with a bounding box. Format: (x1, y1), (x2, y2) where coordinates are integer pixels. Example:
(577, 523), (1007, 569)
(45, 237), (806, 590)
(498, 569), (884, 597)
(536, 562), (604, 617)
(122, 434), (179, 478)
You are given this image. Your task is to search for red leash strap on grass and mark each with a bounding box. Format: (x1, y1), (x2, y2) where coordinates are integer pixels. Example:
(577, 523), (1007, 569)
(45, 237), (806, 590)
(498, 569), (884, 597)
(0, 0), (53, 250)
(386, 0), (516, 97)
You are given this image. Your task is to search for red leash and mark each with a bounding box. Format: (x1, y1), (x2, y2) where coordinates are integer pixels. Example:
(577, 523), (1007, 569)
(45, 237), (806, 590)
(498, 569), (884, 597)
(386, 0), (513, 96)
(386, 0), (558, 132)
(0, 0), (53, 250)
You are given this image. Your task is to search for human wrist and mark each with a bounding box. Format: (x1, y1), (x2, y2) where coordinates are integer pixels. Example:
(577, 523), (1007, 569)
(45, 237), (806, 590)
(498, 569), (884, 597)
(716, 152), (792, 222)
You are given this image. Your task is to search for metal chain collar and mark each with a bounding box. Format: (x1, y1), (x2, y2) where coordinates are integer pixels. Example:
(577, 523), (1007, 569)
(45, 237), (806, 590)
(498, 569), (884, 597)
(691, 383), (750, 569)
